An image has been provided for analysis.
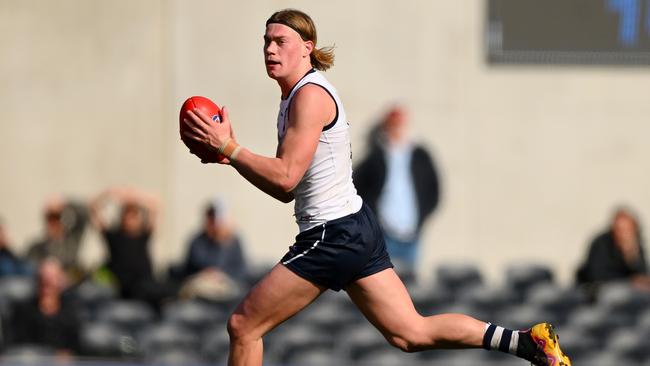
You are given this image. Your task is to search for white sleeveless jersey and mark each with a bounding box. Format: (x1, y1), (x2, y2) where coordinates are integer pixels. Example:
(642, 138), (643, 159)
(277, 70), (363, 232)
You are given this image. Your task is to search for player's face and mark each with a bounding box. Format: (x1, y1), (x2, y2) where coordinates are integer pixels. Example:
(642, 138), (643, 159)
(263, 24), (308, 80)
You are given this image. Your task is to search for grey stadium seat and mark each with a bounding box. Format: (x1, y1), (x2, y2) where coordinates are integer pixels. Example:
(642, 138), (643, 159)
(526, 283), (585, 324)
(605, 328), (650, 363)
(0, 276), (34, 304)
(494, 304), (557, 330)
(408, 284), (454, 314)
(597, 281), (650, 319)
(145, 347), (205, 365)
(435, 263), (483, 297)
(505, 263), (553, 302)
(548, 327), (597, 362)
(284, 348), (337, 366)
(265, 323), (335, 363)
(456, 285), (517, 319)
(162, 299), (224, 333)
(200, 326), (230, 364)
(295, 299), (361, 336)
(137, 322), (201, 357)
(338, 324), (390, 362)
(0, 345), (56, 365)
(357, 348), (422, 366)
(95, 299), (155, 333)
(80, 320), (137, 358)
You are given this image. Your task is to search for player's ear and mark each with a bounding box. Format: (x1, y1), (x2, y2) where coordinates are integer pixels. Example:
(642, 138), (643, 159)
(303, 40), (314, 58)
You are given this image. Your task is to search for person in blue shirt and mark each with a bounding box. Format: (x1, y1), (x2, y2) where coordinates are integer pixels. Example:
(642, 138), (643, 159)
(354, 105), (440, 270)
(0, 218), (31, 277)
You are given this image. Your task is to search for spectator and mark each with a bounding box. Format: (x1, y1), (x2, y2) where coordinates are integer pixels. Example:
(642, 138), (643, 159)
(176, 198), (247, 301)
(576, 207), (650, 294)
(11, 257), (80, 356)
(89, 187), (169, 306)
(25, 195), (89, 281)
(353, 105), (440, 270)
(0, 218), (31, 276)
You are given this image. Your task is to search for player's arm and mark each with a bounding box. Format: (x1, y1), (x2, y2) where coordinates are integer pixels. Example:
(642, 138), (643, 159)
(181, 85), (333, 202)
(230, 85), (332, 202)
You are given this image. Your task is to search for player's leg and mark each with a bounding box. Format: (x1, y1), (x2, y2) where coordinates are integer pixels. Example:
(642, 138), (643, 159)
(346, 268), (485, 351)
(227, 263), (327, 366)
(346, 268), (571, 365)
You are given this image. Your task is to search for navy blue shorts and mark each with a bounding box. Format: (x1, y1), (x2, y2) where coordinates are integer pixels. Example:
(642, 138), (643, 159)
(280, 203), (394, 291)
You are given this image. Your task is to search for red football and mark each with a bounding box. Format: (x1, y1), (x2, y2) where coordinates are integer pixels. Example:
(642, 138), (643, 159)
(179, 96), (225, 162)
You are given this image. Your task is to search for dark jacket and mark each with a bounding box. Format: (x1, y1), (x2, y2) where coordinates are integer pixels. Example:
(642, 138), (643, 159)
(576, 230), (648, 284)
(353, 142), (440, 232)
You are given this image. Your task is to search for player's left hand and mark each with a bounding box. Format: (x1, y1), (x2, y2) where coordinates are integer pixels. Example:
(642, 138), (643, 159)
(182, 106), (234, 163)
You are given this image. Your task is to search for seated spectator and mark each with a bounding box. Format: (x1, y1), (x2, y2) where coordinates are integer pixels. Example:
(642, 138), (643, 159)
(576, 207), (650, 294)
(11, 257), (80, 356)
(89, 187), (171, 307)
(0, 218), (31, 276)
(177, 198), (248, 301)
(25, 195), (89, 281)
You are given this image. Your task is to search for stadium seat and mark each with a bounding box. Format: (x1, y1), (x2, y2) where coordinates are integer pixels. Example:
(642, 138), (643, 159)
(79, 320), (136, 358)
(495, 304), (556, 330)
(200, 326), (230, 364)
(548, 327), (597, 362)
(526, 283), (585, 324)
(567, 306), (627, 346)
(284, 348), (337, 366)
(145, 347), (205, 365)
(505, 263), (553, 302)
(408, 284), (454, 314)
(0, 345), (56, 364)
(478, 348), (525, 366)
(435, 263), (483, 297)
(456, 285), (517, 319)
(95, 300), (155, 333)
(637, 308), (650, 333)
(0, 276), (34, 304)
(162, 299), (224, 333)
(72, 280), (117, 322)
(430, 350), (516, 366)
(338, 324), (391, 362)
(575, 352), (639, 366)
(597, 281), (650, 319)
(296, 298), (361, 336)
(605, 328), (650, 363)
(265, 323), (335, 363)
(357, 348), (421, 366)
(72, 280), (116, 306)
(137, 322), (201, 357)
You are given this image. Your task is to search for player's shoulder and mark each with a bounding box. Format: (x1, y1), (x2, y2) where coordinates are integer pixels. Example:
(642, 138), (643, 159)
(293, 82), (330, 98)
(290, 82), (333, 109)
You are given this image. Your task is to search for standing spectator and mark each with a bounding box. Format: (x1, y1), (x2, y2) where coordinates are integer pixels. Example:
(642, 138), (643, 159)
(12, 257), (80, 356)
(89, 187), (166, 306)
(25, 196), (89, 281)
(177, 198), (247, 300)
(0, 218), (31, 276)
(353, 105), (440, 270)
(576, 207), (650, 293)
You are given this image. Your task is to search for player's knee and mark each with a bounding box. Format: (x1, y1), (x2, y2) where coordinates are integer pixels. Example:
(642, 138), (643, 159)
(386, 330), (430, 353)
(227, 312), (251, 342)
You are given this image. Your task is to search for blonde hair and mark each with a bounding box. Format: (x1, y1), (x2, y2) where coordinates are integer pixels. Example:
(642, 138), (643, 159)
(266, 9), (334, 71)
